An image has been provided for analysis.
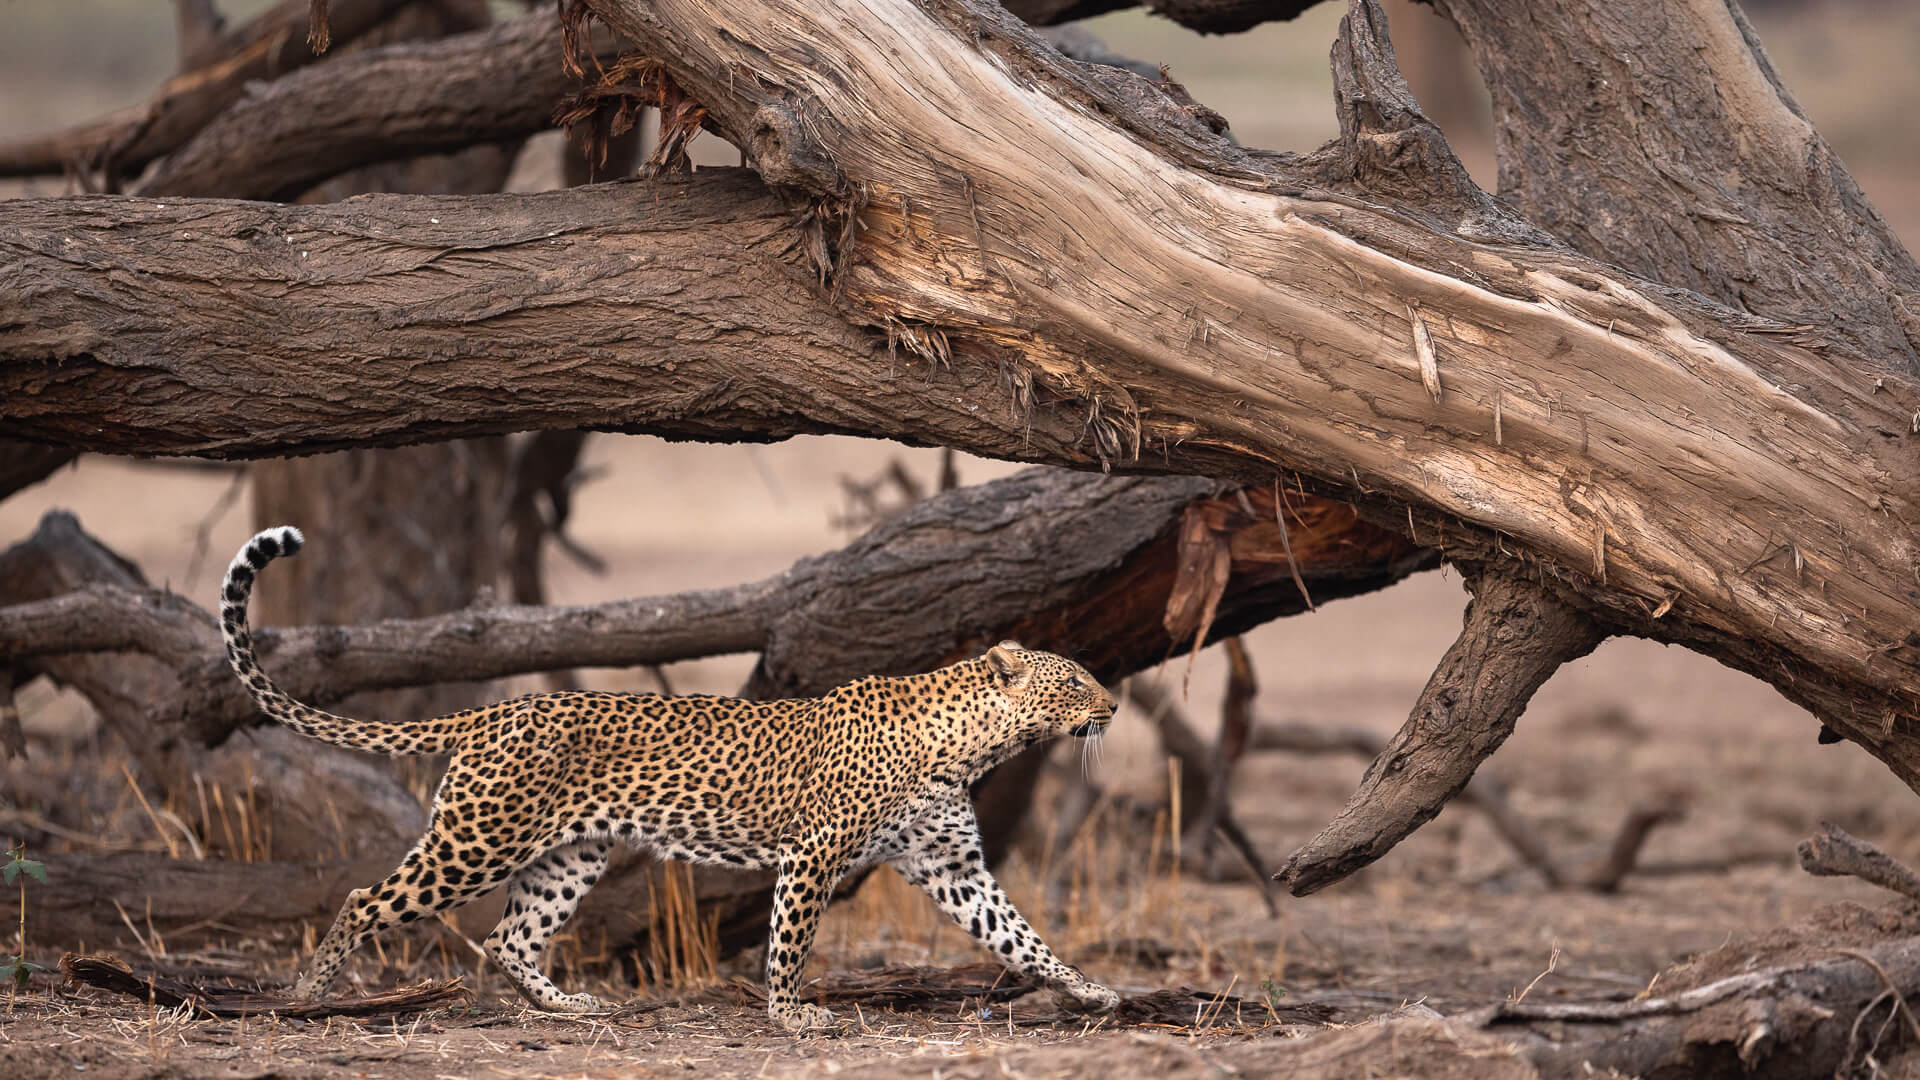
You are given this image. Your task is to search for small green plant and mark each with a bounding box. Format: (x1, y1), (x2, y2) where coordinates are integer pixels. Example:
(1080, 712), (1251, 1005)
(2, 843), (49, 991)
(1260, 978), (1287, 1007)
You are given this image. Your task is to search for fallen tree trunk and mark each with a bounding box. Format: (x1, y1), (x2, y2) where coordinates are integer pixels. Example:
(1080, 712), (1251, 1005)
(573, 0), (1920, 750)
(0, 469), (1422, 748)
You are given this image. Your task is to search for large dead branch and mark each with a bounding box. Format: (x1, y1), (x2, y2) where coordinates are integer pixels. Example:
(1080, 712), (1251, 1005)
(2, 472), (1421, 959)
(138, 14), (618, 201)
(0, 172), (1108, 468)
(571, 0), (1920, 752)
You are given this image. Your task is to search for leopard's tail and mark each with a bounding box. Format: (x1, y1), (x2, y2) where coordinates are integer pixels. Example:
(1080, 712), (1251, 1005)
(221, 527), (480, 755)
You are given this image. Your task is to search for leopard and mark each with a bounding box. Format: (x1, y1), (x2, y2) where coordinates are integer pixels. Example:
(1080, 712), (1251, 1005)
(218, 525), (1122, 1032)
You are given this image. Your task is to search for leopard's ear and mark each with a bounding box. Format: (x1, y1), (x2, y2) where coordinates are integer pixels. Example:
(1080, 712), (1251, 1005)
(986, 643), (1030, 690)
(995, 639), (1025, 652)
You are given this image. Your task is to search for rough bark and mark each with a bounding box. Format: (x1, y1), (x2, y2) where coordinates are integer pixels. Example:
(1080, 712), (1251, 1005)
(138, 14), (614, 201)
(0, 172), (1103, 467)
(1432, 0), (1920, 375)
(8, 852), (407, 953)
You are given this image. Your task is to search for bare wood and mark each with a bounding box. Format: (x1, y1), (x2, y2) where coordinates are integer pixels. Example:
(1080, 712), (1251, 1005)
(60, 954), (468, 1018)
(566, 0), (1920, 773)
(1573, 793), (1687, 894)
(1432, 0), (1920, 371)
(140, 14), (621, 200)
(1280, 572), (1604, 895)
(0, 0), (415, 180)
(1475, 936), (1920, 1077)
(1798, 821), (1920, 905)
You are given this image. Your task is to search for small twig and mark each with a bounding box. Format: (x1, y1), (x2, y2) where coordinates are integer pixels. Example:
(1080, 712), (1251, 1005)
(1511, 944), (1561, 1004)
(1574, 792), (1689, 892)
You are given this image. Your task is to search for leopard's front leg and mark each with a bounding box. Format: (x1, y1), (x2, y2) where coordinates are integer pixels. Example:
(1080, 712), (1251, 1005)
(890, 801), (1118, 1015)
(765, 832), (852, 1033)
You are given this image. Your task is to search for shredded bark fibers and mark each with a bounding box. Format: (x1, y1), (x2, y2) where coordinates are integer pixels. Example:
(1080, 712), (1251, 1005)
(307, 0), (332, 53)
(555, 54), (708, 178)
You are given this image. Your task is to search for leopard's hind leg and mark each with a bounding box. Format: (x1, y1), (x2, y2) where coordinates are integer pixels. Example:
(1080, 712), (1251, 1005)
(484, 839), (613, 1012)
(292, 757), (550, 1002)
(291, 828), (518, 1001)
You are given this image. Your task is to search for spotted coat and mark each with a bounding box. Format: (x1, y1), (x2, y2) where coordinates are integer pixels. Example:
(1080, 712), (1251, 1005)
(219, 527), (1121, 1031)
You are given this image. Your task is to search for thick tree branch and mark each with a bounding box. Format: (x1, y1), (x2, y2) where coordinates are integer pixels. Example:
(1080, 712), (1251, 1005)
(1432, 0), (1920, 371)
(563, 0), (1920, 777)
(138, 14), (619, 201)
(0, 172), (1117, 468)
(1279, 571), (1604, 894)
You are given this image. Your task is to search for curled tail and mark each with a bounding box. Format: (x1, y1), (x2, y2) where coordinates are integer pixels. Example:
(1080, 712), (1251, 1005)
(221, 527), (479, 755)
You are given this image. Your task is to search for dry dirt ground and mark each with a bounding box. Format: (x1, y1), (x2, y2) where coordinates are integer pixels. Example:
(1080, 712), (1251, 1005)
(7, 2), (1920, 1077)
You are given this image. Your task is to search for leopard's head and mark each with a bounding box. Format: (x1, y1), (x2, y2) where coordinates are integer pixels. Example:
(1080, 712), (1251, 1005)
(979, 640), (1117, 747)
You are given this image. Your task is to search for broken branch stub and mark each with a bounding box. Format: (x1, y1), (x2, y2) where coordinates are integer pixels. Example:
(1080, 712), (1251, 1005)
(1279, 571), (1605, 895)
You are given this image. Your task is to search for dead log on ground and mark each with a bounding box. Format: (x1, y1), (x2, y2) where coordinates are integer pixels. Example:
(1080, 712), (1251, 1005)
(0, 472), (1423, 750)
(62, 953), (468, 1018)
